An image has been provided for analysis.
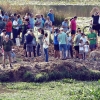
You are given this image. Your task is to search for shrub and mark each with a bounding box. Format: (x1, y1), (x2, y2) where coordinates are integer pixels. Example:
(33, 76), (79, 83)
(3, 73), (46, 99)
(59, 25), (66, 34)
(23, 71), (34, 82)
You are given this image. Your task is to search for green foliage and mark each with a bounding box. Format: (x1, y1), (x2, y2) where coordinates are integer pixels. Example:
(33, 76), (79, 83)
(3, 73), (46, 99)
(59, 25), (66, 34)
(23, 71), (34, 82)
(91, 80), (100, 100)
(0, 74), (9, 82)
(0, 80), (99, 100)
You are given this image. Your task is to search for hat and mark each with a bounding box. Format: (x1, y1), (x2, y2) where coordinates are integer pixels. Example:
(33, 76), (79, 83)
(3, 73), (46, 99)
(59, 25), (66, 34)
(60, 28), (64, 31)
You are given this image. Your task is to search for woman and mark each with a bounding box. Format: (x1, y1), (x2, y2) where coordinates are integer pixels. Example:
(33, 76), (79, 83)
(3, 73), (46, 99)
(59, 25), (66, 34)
(43, 33), (49, 62)
(37, 28), (44, 57)
(44, 16), (52, 32)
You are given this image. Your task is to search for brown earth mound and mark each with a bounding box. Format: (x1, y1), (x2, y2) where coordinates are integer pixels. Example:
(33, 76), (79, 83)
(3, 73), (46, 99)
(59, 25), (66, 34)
(0, 45), (100, 82)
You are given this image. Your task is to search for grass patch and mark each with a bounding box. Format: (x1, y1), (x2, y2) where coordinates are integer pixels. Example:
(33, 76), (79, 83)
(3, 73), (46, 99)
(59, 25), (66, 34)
(0, 80), (99, 100)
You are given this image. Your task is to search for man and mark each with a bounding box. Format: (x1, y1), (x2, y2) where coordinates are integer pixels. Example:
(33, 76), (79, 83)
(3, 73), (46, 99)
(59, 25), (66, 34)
(74, 29), (82, 58)
(0, 17), (5, 34)
(26, 30), (34, 59)
(87, 28), (97, 51)
(6, 17), (12, 39)
(62, 18), (69, 32)
(70, 16), (77, 38)
(35, 14), (43, 28)
(58, 28), (67, 60)
(2, 35), (13, 68)
(47, 9), (55, 25)
(21, 20), (29, 44)
(29, 13), (34, 30)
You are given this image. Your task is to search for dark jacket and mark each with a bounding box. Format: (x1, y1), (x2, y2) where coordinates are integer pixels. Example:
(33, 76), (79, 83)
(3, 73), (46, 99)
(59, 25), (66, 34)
(26, 34), (33, 44)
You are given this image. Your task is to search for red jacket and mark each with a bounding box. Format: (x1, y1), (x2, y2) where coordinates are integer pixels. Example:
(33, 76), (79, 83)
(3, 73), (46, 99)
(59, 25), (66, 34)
(6, 21), (12, 32)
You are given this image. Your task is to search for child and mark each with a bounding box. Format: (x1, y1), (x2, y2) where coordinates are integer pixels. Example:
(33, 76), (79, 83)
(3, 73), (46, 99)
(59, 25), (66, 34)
(84, 41), (89, 60)
(43, 33), (49, 62)
(11, 49), (17, 63)
(79, 40), (84, 60)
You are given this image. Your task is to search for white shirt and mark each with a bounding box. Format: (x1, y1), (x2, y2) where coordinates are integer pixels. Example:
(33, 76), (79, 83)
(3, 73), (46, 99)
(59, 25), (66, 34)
(80, 37), (87, 44)
(79, 43), (84, 51)
(43, 37), (49, 49)
(13, 20), (18, 29)
(84, 45), (89, 52)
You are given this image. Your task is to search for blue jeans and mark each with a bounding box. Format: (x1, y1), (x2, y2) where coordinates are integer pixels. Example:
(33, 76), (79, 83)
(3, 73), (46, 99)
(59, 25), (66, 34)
(59, 44), (67, 59)
(44, 48), (48, 62)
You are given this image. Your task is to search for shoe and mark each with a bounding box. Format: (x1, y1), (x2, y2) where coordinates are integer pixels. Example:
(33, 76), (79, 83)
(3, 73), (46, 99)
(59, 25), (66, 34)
(3, 64), (5, 68)
(10, 64), (13, 69)
(13, 61), (17, 63)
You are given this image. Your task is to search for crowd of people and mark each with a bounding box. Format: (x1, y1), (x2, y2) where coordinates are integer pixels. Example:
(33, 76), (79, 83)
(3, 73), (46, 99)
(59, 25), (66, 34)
(0, 7), (99, 69)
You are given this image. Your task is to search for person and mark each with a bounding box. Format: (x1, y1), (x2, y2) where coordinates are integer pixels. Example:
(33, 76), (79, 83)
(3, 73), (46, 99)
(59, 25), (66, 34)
(70, 16), (77, 39)
(44, 16), (52, 32)
(43, 33), (49, 62)
(2, 35), (13, 68)
(84, 41), (90, 60)
(11, 48), (17, 63)
(90, 7), (99, 36)
(17, 14), (22, 36)
(21, 20), (29, 44)
(47, 9), (55, 25)
(0, 46), (3, 56)
(0, 17), (5, 34)
(12, 17), (18, 43)
(35, 14), (42, 28)
(1, 29), (6, 40)
(30, 29), (37, 57)
(6, 17), (12, 39)
(80, 33), (87, 45)
(53, 28), (60, 59)
(79, 39), (84, 60)
(58, 28), (67, 60)
(37, 28), (44, 57)
(67, 33), (73, 58)
(87, 28), (97, 51)
(74, 29), (82, 58)
(26, 30), (34, 59)
(41, 15), (46, 23)
(24, 13), (30, 20)
(0, 9), (3, 18)
(4, 12), (9, 21)
(23, 31), (28, 57)
(29, 13), (34, 30)
(62, 18), (69, 32)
